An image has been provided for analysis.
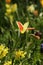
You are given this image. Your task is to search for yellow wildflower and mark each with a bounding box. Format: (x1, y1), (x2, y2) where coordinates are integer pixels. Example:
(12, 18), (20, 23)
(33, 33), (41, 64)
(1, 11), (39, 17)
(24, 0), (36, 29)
(0, 44), (5, 54)
(5, 4), (11, 15)
(5, 3), (17, 16)
(3, 60), (12, 65)
(0, 44), (9, 59)
(11, 3), (17, 12)
(15, 50), (27, 59)
(6, 8), (11, 14)
(5, 4), (10, 8)
(2, 47), (9, 57)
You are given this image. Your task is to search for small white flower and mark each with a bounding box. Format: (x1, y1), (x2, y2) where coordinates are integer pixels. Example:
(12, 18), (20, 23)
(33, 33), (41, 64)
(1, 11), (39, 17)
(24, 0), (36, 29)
(0, 60), (1, 63)
(39, 12), (43, 17)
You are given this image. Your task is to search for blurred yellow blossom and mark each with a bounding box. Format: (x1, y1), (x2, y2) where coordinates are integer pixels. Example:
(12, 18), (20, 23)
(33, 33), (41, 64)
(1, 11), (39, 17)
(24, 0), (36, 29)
(0, 44), (9, 59)
(6, 4), (10, 8)
(2, 47), (9, 57)
(5, 3), (17, 16)
(0, 44), (5, 54)
(27, 4), (35, 13)
(6, 8), (11, 14)
(40, 0), (43, 7)
(3, 60), (12, 65)
(11, 3), (17, 12)
(15, 50), (27, 59)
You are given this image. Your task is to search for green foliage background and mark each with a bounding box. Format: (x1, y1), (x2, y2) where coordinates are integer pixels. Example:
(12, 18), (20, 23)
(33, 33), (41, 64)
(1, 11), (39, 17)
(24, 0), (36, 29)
(0, 0), (43, 65)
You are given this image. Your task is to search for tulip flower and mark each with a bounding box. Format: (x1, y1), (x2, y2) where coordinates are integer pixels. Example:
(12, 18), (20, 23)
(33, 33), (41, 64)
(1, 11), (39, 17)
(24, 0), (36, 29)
(16, 21), (35, 34)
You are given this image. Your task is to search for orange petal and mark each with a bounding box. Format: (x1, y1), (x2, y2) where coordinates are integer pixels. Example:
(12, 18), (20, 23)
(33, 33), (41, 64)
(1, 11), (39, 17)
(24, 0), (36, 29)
(5, 0), (11, 4)
(16, 22), (23, 31)
(26, 28), (35, 30)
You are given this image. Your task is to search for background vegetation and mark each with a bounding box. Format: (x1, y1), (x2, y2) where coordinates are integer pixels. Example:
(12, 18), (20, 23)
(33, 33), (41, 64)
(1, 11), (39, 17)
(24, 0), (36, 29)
(0, 0), (43, 65)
